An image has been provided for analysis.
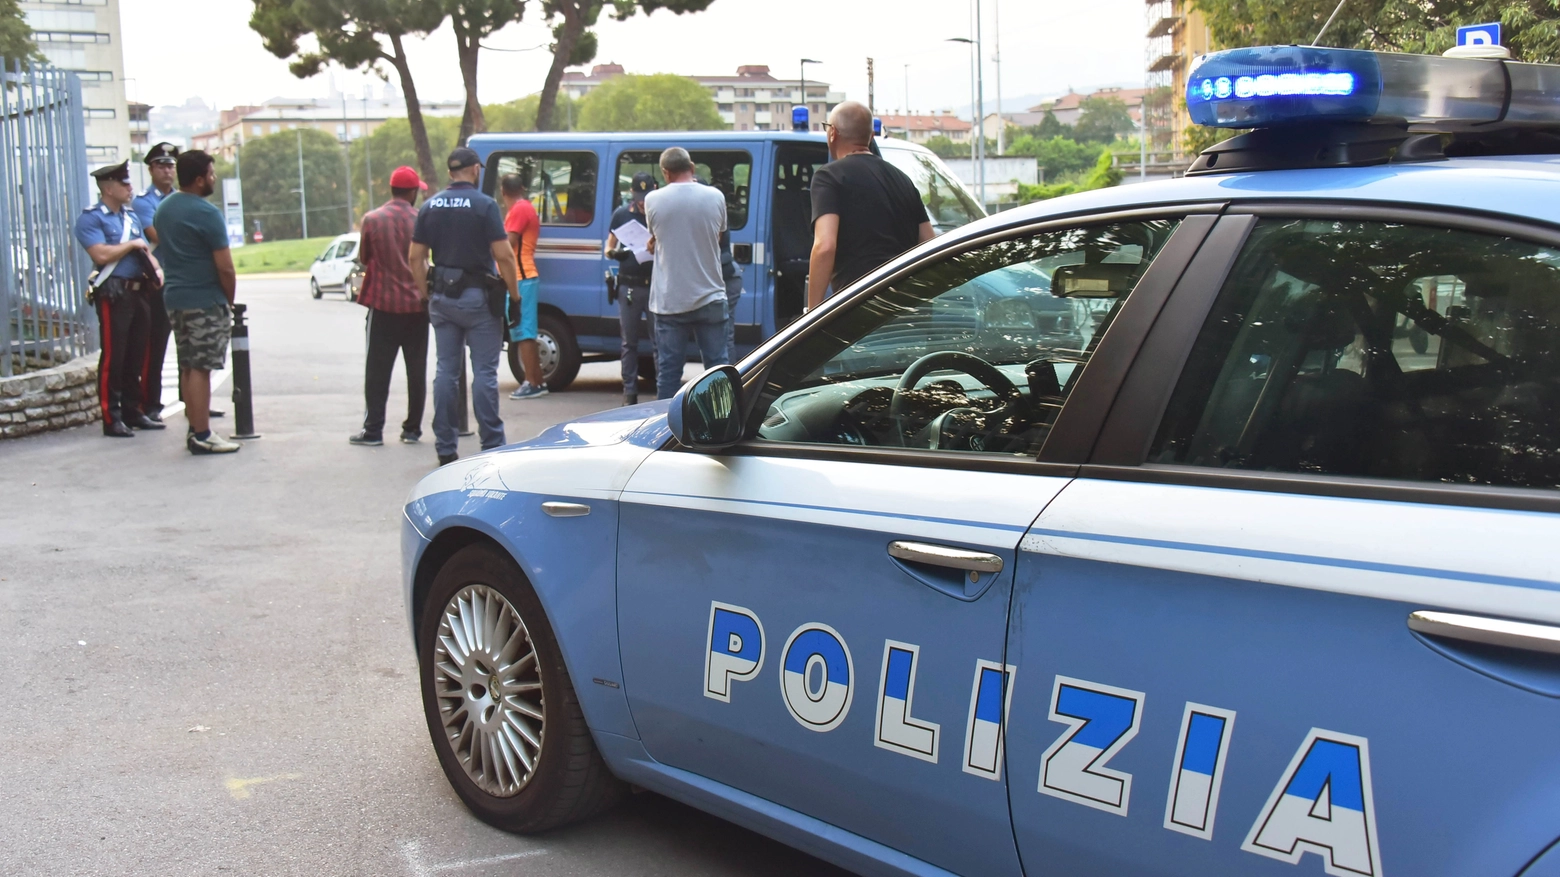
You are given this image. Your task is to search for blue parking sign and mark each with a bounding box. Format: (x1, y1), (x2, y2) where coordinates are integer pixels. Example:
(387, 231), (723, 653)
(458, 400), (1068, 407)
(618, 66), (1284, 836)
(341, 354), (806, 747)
(1457, 22), (1502, 46)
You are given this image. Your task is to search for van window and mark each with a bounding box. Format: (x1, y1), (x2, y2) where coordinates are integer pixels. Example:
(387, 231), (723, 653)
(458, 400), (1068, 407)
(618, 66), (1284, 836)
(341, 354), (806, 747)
(487, 151), (598, 226)
(614, 150), (752, 230)
(880, 146), (984, 233)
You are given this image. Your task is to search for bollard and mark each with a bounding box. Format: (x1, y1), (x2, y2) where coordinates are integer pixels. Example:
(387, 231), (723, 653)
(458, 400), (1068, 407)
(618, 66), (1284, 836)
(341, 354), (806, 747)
(230, 303), (261, 439)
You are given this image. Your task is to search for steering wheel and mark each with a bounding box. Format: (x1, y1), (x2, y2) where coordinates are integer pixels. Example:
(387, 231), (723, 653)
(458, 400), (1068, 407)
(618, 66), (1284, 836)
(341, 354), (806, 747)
(888, 351), (1023, 447)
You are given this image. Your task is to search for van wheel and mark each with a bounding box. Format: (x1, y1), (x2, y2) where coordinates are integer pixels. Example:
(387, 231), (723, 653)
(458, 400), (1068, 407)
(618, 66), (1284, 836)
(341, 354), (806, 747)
(419, 543), (627, 833)
(508, 314), (581, 392)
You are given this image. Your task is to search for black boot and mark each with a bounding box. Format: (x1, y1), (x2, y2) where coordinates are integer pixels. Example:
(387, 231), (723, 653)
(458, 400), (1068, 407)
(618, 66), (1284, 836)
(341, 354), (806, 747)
(125, 410), (166, 430)
(103, 392), (134, 438)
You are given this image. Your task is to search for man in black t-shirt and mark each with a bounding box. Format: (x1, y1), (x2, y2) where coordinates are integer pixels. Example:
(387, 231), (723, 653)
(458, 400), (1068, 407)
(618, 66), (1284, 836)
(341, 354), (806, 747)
(606, 172), (657, 405)
(808, 101), (933, 308)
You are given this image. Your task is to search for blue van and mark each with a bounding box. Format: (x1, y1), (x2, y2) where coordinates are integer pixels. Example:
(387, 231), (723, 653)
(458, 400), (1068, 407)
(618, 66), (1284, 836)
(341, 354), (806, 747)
(466, 130), (984, 390)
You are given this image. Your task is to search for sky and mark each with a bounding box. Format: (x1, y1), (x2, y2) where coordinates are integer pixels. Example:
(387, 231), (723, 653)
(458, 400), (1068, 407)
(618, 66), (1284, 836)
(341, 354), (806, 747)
(120, 0), (1149, 117)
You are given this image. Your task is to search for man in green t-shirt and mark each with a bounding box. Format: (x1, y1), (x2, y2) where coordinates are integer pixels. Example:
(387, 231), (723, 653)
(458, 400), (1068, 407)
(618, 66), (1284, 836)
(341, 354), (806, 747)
(153, 150), (240, 455)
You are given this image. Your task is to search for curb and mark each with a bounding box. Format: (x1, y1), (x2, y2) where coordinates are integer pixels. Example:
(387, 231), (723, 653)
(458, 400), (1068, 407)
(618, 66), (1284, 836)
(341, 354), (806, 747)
(238, 272), (311, 280)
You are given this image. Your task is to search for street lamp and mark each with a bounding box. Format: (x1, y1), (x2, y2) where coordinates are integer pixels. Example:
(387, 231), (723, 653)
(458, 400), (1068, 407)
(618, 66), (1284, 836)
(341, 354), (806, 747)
(948, 27), (985, 208)
(800, 58), (820, 128)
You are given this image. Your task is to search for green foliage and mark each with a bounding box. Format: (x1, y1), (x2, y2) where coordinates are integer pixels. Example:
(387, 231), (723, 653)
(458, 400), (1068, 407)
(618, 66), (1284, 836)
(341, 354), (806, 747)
(349, 115), (461, 218)
(575, 73), (723, 131)
(1016, 149), (1122, 203)
(236, 128), (357, 242)
(485, 93), (579, 132)
(1012, 109), (1068, 142)
(1073, 96), (1135, 144)
(0, 0), (39, 65)
(1006, 135), (1104, 179)
(1194, 0), (1560, 61)
(922, 135), (969, 158)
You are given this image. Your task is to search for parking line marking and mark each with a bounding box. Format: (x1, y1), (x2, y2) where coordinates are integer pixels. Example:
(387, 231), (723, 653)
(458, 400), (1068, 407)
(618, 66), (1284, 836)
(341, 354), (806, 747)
(400, 839), (548, 875)
(223, 773), (302, 800)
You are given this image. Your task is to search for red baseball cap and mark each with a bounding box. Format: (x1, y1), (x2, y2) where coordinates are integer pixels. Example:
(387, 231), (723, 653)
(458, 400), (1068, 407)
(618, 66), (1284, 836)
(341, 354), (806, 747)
(389, 166), (427, 191)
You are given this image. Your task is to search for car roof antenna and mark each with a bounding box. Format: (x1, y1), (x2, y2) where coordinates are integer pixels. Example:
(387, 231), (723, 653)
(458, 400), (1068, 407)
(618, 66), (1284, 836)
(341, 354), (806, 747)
(1312, 0), (1349, 46)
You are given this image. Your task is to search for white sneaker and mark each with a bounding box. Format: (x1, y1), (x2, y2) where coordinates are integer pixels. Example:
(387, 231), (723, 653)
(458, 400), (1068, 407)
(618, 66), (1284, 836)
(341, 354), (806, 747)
(187, 431), (241, 455)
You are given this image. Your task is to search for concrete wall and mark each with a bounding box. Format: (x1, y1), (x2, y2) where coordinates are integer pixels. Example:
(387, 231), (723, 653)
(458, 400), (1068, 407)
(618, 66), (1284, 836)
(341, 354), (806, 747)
(0, 354), (100, 438)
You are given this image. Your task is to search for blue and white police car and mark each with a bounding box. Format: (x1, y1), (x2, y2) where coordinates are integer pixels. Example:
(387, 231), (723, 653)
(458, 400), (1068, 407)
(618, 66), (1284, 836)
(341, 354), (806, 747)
(403, 45), (1560, 877)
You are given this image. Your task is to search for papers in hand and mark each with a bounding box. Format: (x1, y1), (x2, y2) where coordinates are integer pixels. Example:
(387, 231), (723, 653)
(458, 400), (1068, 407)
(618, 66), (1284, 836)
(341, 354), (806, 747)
(613, 219), (654, 264)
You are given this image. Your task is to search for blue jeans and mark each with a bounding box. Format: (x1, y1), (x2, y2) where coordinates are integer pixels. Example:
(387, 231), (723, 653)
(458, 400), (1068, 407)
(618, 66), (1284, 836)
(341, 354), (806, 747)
(618, 282), (653, 396)
(430, 287), (505, 457)
(724, 274), (743, 363)
(653, 298), (728, 401)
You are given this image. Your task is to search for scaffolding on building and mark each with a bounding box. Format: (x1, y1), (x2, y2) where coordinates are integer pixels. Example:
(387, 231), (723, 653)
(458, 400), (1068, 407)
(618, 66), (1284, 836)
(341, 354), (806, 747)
(1144, 0), (1177, 155)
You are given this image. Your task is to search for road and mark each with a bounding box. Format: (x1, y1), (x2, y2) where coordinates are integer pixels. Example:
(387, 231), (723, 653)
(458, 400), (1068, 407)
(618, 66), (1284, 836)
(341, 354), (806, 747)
(0, 277), (850, 876)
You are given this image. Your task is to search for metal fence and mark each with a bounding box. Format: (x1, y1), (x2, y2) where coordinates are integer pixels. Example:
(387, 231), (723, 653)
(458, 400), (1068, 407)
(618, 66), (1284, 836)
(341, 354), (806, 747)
(0, 63), (91, 378)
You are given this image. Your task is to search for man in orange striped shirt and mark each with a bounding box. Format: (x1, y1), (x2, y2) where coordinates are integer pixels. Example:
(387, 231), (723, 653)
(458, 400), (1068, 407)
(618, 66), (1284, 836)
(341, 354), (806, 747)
(501, 174), (546, 400)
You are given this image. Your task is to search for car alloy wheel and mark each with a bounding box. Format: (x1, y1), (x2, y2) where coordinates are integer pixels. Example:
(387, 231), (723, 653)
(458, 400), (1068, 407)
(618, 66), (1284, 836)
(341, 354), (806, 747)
(419, 543), (625, 833)
(432, 583), (545, 797)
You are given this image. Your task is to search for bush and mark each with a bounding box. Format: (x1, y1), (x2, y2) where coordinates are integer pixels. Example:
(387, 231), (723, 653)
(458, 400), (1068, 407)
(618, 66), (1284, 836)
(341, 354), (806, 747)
(1016, 149), (1122, 203)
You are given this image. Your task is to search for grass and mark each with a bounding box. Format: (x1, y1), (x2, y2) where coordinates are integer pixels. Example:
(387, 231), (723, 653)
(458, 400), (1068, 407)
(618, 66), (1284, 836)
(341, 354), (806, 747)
(231, 236), (339, 275)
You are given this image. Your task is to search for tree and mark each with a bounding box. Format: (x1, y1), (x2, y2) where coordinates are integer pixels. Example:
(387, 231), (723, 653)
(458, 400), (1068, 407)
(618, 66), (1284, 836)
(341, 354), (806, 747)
(921, 135), (970, 158)
(0, 0), (40, 65)
(249, 0), (446, 183)
(447, 0), (529, 144)
(348, 115), (461, 219)
(238, 128), (355, 241)
(575, 73), (722, 131)
(535, 0), (716, 132)
(485, 92), (578, 131)
(1016, 148), (1121, 203)
(1194, 0), (1560, 61)
(1006, 135), (1101, 179)
(1012, 108), (1068, 142)
(1072, 96), (1134, 144)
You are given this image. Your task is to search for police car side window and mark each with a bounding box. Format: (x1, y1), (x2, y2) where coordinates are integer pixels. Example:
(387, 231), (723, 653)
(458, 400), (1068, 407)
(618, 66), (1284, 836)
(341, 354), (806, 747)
(754, 219), (1181, 457)
(489, 152), (597, 226)
(614, 150), (752, 230)
(1151, 218), (1560, 490)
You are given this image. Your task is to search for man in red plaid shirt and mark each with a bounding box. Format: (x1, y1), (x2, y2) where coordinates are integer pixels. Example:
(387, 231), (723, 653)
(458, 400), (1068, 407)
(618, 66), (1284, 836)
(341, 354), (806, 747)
(351, 166), (430, 446)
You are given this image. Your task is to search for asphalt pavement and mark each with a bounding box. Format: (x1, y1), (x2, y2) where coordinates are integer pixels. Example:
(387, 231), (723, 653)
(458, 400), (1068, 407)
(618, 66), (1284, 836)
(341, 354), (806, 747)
(0, 276), (849, 876)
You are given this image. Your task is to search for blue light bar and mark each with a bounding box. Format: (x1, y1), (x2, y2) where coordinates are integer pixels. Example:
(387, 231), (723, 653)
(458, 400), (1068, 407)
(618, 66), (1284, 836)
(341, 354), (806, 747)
(1186, 45), (1524, 129)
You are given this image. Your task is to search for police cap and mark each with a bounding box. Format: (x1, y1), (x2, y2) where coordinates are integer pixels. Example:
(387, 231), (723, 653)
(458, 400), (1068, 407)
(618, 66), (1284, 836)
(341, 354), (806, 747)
(145, 142), (179, 165)
(90, 160), (131, 184)
(447, 147), (481, 172)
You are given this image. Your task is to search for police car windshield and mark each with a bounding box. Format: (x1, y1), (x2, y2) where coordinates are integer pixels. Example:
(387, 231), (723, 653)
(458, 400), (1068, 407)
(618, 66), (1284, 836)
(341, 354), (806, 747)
(879, 145), (984, 232)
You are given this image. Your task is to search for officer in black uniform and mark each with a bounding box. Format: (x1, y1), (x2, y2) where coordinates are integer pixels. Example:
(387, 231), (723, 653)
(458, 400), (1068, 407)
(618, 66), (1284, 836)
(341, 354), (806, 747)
(132, 141), (178, 421)
(407, 147), (521, 467)
(73, 160), (165, 437)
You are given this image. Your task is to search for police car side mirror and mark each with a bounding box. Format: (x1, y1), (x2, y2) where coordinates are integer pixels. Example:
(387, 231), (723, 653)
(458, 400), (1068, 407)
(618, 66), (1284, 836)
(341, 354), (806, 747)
(669, 365), (745, 450)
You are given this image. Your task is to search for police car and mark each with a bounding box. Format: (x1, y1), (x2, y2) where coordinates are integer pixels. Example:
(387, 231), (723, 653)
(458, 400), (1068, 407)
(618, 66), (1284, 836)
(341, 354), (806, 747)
(402, 46), (1560, 877)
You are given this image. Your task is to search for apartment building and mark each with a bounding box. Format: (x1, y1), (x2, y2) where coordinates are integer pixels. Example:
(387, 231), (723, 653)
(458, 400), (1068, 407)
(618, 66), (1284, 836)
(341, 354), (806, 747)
(190, 86), (463, 162)
(878, 111), (973, 145)
(23, 0), (131, 165)
(561, 63), (845, 131)
(1146, 0), (1212, 154)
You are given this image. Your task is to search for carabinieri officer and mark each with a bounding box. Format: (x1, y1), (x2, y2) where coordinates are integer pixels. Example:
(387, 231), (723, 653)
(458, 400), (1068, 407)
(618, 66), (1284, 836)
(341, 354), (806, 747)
(131, 141), (178, 422)
(75, 160), (165, 437)
(408, 146), (522, 467)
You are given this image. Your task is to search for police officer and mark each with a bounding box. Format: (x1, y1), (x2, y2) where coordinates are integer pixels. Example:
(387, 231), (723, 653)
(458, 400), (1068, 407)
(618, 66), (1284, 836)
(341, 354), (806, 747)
(74, 160), (165, 437)
(408, 147), (521, 467)
(131, 141), (178, 422)
(605, 172), (656, 405)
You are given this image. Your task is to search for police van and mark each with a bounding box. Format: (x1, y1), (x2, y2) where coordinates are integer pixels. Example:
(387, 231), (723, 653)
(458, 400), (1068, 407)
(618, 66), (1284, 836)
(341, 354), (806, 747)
(405, 45), (1560, 877)
(465, 127), (984, 390)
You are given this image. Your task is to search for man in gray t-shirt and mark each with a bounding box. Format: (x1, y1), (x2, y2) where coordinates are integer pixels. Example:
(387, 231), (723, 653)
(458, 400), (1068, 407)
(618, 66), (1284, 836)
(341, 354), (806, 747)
(645, 146), (729, 399)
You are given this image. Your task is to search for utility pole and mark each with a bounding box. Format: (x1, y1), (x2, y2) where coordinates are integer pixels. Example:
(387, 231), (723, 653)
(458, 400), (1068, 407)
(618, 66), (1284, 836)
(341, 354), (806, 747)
(867, 57), (875, 117)
(363, 93), (373, 208)
(800, 58), (820, 127)
(975, 0), (986, 207)
(295, 127), (308, 239)
(341, 95), (353, 229)
(993, 0), (1004, 157)
(904, 64), (910, 115)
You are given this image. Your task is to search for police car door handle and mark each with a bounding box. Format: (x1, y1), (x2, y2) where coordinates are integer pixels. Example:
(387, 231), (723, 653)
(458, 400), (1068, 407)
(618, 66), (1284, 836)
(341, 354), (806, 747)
(888, 541), (1003, 574)
(542, 501), (591, 518)
(1408, 610), (1560, 656)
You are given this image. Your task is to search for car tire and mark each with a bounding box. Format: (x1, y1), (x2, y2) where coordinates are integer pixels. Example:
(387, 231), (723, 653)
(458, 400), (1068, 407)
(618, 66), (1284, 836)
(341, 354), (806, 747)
(507, 313), (581, 392)
(418, 543), (626, 833)
(310, 277), (322, 300)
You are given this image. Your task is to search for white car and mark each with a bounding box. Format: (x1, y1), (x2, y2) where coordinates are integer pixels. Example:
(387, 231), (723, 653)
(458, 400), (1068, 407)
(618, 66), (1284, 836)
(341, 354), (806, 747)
(309, 232), (360, 301)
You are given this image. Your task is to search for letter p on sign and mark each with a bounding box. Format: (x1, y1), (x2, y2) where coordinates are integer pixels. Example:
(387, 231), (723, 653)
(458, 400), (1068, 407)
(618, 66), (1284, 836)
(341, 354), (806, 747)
(1458, 22), (1501, 46)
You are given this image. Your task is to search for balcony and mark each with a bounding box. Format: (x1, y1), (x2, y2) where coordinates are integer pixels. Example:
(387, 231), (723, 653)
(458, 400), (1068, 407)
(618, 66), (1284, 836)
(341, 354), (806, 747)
(1147, 16), (1178, 38)
(1148, 51), (1182, 73)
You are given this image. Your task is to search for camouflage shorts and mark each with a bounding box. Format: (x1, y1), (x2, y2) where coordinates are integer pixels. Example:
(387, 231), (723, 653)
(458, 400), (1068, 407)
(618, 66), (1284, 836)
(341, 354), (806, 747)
(170, 305), (230, 371)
